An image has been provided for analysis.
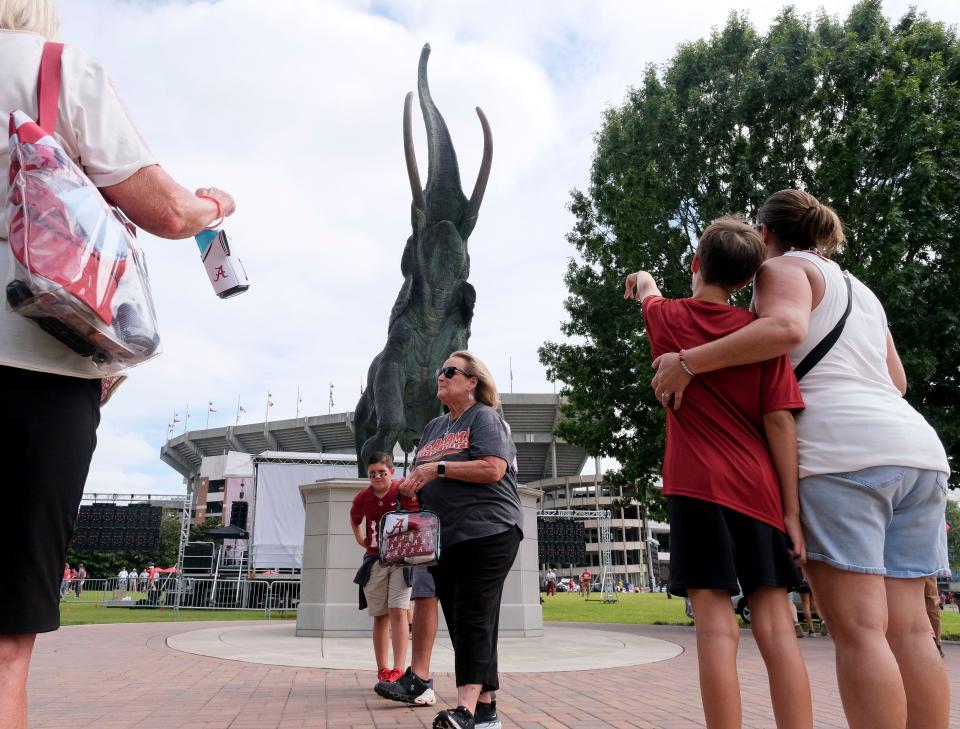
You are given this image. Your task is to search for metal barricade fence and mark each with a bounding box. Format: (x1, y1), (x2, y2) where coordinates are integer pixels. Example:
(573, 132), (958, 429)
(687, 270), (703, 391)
(263, 580), (301, 618)
(58, 576), (300, 615)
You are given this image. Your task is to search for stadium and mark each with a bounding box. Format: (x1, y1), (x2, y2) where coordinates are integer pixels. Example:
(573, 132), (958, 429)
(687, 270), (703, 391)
(160, 393), (670, 587)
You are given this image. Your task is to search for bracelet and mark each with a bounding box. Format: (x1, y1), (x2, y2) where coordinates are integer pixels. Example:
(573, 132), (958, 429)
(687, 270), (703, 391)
(678, 350), (696, 377)
(197, 194), (224, 230)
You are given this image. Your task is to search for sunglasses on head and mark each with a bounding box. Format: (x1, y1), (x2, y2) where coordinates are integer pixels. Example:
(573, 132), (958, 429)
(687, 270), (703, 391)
(436, 366), (472, 379)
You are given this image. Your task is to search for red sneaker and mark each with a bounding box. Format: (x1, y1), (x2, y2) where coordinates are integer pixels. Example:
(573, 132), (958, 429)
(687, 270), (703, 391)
(377, 668), (392, 682)
(387, 668), (404, 682)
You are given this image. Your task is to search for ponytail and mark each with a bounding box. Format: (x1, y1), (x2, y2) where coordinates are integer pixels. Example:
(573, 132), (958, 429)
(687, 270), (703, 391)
(758, 189), (845, 255)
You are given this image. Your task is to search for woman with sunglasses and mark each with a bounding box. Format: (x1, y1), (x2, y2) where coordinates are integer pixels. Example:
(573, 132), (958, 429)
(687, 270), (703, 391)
(399, 351), (521, 729)
(648, 189), (950, 729)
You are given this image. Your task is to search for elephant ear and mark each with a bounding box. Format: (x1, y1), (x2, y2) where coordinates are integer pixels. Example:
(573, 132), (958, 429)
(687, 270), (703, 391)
(462, 281), (477, 317)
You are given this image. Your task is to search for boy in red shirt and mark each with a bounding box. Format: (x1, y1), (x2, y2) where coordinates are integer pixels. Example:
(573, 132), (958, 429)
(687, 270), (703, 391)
(626, 217), (812, 729)
(351, 452), (417, 687)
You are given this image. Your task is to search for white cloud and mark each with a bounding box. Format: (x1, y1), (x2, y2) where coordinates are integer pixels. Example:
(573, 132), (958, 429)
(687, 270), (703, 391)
(58, 0), (959, 493)
(86, 423), (183, 494)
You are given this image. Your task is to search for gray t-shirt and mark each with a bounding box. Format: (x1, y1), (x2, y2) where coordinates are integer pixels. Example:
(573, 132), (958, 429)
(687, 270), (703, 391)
(416, 402), (522, 548)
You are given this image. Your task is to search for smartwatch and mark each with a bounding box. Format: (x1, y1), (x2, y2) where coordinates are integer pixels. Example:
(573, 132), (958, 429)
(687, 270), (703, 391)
(437, 461), (447, 476)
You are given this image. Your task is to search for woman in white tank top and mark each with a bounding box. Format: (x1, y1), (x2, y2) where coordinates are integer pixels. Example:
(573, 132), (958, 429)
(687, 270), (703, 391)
(652, 189), (950, 729)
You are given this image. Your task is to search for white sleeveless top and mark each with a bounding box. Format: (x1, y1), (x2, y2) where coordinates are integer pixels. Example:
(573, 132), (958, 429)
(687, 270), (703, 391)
(782, 251), (948, 478)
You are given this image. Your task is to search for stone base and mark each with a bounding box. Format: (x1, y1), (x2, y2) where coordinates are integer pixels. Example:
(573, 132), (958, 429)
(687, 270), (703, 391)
(296, 478), (543, 639)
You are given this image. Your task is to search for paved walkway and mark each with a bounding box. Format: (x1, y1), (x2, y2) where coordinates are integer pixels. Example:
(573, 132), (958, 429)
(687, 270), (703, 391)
(165, 623), (682, 672)
(27, 621), (959, 728)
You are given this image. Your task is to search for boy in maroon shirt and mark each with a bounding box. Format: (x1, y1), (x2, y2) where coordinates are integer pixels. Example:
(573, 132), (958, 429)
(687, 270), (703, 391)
(626, 217), (813, 729)
(350, 452), (417, 687)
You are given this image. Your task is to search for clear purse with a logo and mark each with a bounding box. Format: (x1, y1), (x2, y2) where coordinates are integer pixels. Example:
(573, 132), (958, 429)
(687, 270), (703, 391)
(6, 43), (160, 374)
(378, 495), (441, 567)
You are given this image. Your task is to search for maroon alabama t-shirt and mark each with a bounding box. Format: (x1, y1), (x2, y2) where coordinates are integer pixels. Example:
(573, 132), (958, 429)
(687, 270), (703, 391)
(350, 481), (418, 556)
(642, 295), (805, 531)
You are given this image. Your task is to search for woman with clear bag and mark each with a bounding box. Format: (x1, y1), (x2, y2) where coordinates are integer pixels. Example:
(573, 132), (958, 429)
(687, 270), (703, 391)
(0, 3), (235, 726)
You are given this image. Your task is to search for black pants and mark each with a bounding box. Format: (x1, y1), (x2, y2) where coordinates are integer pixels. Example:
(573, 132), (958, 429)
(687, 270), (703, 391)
(0, 366), (100, 633)
(430, 526), (521, 691)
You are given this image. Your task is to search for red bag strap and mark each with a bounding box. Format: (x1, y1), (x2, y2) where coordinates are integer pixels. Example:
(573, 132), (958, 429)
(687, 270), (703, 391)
(37, 41), (64, 133)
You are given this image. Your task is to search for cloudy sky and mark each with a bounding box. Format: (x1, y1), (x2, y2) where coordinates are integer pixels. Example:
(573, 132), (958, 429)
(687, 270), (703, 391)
(58, 0), (959, 495)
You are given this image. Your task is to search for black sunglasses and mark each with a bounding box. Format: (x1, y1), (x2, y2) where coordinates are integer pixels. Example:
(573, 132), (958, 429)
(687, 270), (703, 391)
(436, 366), (472, 379)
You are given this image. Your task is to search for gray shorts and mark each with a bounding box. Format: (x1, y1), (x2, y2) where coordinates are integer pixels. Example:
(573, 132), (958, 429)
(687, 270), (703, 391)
(410, 565), (436, 599)
(800, 466), (949, 579)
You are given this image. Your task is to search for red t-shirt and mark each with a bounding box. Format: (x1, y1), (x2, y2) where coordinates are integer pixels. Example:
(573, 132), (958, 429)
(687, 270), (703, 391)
(642, 296), (804, 531)
(350, 481), (418, 556)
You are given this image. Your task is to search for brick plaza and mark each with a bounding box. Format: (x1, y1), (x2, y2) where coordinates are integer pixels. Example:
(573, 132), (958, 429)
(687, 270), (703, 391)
(27, 621), (958, 728)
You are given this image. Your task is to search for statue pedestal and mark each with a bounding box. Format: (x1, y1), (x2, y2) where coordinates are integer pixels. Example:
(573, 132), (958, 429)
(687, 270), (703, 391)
(295, 478), (543, 638)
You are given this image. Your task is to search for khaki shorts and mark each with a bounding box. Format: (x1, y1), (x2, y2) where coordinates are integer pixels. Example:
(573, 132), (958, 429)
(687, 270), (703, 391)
(363, 561), (411, 616)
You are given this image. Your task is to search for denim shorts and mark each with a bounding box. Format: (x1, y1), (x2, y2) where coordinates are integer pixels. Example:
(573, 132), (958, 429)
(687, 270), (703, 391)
(800, 466), (950, 579)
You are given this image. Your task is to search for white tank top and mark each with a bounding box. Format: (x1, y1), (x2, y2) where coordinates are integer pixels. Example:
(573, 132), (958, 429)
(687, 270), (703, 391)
(782, 251), (948, 478)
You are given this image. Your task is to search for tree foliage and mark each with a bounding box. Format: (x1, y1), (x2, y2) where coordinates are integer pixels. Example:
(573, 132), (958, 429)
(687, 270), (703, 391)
(540, 1), (960, 507)
(947, 501), (960, 577)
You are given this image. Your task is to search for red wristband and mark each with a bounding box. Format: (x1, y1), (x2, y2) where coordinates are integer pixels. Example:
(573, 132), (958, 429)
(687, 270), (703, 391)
(197, 194), (224, 230)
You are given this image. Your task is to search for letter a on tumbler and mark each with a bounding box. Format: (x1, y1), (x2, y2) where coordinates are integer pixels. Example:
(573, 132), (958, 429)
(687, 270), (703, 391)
(195, 229), (250, 299)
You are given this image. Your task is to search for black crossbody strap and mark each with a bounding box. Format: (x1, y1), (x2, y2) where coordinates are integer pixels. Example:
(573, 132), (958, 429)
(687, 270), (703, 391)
(794, 272), (853, 381)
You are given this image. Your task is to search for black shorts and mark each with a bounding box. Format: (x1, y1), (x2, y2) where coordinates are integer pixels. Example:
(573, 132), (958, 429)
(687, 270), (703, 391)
(667, 495), (801, 598)
(0, 366), (100, 634)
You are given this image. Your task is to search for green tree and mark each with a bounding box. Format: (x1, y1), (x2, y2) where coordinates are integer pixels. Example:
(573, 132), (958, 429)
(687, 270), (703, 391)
(540, 1), (960, 505)
(947, 500), (960, 577)
(190, 517), (225, 542)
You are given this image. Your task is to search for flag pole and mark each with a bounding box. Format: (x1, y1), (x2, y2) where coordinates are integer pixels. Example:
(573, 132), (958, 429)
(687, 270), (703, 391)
(183, 404), (189, 434)
(265, 392), (270, 424)
(509, 356), (514, 394)
(235, 394), (241, 426)
(296, 386), (300, 419)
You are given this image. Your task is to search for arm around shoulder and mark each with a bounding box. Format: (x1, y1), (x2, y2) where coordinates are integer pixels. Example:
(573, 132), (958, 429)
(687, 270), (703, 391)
(679, 258), (811, 375)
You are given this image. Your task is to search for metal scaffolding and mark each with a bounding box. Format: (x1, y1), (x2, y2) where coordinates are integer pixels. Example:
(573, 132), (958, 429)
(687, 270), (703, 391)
(173, 493), (194, 612)
(537, 508), (617, 604)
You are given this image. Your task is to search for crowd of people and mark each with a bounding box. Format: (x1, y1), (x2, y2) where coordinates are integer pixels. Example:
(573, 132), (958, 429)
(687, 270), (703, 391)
(58, 563), (85, 600)
(0, 2), (952, 729)
(55, 563), (166, 608)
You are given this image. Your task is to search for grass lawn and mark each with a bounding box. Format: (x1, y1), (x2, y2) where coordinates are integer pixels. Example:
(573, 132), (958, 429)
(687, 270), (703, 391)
(57, 589), (960, 640)
(541, 591), (693, 626)
(540, 591), (960, 640)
